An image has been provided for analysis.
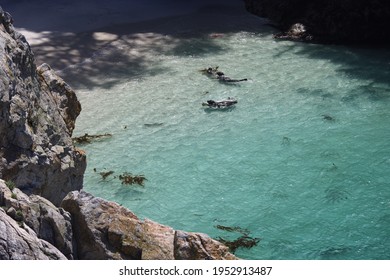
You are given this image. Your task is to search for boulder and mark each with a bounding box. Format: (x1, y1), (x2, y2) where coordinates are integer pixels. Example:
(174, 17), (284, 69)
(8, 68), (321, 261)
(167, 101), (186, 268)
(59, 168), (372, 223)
(62, 191), (237, 260)
(244, 0), (390, 44)
(0, 180), (74, 259)
(0, 208), (67, 260)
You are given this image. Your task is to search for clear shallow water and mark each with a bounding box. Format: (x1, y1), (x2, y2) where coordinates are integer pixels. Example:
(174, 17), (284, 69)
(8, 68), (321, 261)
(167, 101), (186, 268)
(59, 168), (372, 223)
(72, 27), (390, 259)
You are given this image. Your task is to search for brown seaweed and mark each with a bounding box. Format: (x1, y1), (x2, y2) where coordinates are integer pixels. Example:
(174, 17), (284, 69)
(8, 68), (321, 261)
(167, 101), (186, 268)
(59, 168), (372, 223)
(99, 170), (114, 180)
(72, 133), (112, 144)
(119, 172), (147, 186)
(216, 235), (260, 253)
(215, 225), (250, 235)
(215, 224), (260, 253)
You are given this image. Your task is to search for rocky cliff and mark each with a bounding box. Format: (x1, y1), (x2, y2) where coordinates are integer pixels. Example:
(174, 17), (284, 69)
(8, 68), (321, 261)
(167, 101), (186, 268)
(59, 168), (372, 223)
(244, 0), (390, 43)
(0, 7), (237, 260)
(0, 7), (86, 206)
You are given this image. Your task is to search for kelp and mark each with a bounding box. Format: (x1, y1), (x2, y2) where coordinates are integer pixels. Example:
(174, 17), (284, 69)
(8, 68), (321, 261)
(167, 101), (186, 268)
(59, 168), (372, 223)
(215, 224), (260, 253)
(99, 170), (114, 180)
(217, 235), (260, 253)
(119, 172), (147, 186)
(72, 133), (112, 144)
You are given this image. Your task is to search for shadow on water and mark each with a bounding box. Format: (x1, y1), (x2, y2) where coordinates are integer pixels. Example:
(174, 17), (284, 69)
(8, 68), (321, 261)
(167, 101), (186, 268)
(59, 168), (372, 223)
(5, 2), (271, 90)
(273, 41), (390, 95)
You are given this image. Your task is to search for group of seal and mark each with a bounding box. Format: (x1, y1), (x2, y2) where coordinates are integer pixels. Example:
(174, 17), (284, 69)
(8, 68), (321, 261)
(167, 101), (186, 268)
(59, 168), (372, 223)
(200, 66), (248, 83)
(200, 66), (247, 110)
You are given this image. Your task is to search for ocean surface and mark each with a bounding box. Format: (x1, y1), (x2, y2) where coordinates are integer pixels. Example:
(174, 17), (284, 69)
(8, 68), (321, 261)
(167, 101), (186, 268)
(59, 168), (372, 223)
(70, 16), (390, 260)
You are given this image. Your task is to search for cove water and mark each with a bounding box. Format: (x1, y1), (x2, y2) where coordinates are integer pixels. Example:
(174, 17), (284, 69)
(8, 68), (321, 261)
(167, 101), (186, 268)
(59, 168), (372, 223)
(71, 23), (390, 260)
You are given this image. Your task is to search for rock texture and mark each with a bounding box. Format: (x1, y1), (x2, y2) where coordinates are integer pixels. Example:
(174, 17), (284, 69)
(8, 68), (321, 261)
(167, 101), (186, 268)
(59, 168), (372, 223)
(61, 191), (237, 260)
(0, 181), (67, 260)
(244, 0), (390, 43)
(0, 181), (74, 259)
(0, 7), (86, 206)
(0, 209), (67, 259)
(0, 7), (238, 260)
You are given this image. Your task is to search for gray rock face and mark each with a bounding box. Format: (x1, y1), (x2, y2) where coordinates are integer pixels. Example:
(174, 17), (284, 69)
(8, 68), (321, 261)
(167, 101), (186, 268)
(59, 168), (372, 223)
(62, 191), (237, 260)
(0, 182), (68, 260)
(0, 180), (74, 259)
(0, 7), (239, 260)
(0, 7), (86, 206)
(0, 208), (67, 260)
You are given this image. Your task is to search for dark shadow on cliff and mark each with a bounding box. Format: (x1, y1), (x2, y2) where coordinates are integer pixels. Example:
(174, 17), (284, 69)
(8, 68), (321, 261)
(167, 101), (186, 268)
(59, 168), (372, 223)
(19, 5), (271, 90)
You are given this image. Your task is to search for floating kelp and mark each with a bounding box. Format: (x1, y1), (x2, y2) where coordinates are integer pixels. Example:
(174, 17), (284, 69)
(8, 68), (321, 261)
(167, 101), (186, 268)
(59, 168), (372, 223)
(119, 172), (147, 186)
(93, 168), (115, 181)
(72, 133), (112, 144)
(215, 224), (260, 253)
(215, 225), (250, 235)
(99, 170), (114, 180)
(216, 235), (260, 253)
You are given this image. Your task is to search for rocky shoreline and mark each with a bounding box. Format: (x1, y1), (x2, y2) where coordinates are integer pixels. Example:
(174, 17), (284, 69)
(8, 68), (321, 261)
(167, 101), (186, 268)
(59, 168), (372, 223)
(244, 0), (390, 44)
(0, 7), (237, 260)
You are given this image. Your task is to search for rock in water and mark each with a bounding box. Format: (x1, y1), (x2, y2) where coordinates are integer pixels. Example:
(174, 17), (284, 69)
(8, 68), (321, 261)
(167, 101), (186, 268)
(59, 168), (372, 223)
(61, 191), (237, 260)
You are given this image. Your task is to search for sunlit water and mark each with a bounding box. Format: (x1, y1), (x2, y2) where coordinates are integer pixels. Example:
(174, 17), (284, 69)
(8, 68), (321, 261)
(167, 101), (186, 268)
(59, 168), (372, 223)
(71, 20), (390, 259)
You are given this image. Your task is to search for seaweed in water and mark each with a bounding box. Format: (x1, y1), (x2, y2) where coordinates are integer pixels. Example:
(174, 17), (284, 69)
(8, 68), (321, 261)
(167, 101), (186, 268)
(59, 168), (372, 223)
(322, 114), (335, 122)
(282, 136), (291, 146)
(324, 187), (349, 203)
(215, 225), (260, 253)
(119, 172), (147, 187)
(217, 235), (260, 253)
(72, 133), (112, 144)
(99, 170), (114, 180)
(215, 225), (250, 235)
(319, 246), (350, 259)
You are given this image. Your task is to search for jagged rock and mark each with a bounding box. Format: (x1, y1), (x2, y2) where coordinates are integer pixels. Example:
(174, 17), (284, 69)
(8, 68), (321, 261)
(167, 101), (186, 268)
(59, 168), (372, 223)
(244, 0), (390, 43)
(0, 7), (86, 206)
(174, 230), (236, 260)
(0, 208), (66, 260)
(0, 7), (239, 260)
(62, 191), (237, 260)
(273, 23), (313, 42)
(0, 180), (74, 259)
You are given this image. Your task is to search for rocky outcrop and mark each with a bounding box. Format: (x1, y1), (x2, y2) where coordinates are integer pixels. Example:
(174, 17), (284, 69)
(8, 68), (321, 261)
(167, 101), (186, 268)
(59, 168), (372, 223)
(0, 7), (86, 206)
(61, 191), (237, 260)
(1, 181), (237, 260)
(0, 181), (67, 260)
(0, 180), (74, 259)
(0, 7), (238, 260)
(244, 0), (390, 44)
(0, 209), (67, 259)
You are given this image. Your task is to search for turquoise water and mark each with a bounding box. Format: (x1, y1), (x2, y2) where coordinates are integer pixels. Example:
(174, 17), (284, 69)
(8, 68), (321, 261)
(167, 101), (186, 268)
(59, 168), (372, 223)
(72, 25), (390, 259)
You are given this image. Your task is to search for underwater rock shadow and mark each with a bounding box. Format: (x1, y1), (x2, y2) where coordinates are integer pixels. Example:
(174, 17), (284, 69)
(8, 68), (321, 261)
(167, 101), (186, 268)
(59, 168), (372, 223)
(294, 44), (390, 88)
